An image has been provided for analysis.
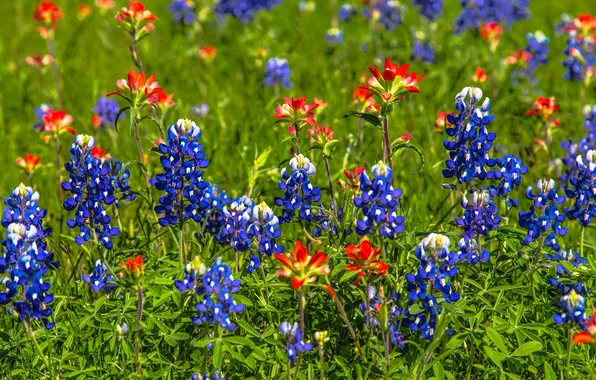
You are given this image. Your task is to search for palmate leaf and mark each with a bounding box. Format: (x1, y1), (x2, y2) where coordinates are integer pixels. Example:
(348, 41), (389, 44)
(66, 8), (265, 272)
(344, 112), (382, 128)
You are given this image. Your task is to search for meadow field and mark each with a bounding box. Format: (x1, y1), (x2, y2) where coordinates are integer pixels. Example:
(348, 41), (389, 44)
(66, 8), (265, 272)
(1, 0), (596, 378)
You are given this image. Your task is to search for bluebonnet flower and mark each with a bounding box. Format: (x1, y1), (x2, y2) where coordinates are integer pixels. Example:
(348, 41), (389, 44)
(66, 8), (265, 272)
(33, 103), (52, 130)
(553, 290), (586, 328)
(263, 58), (292, 89)
(82, 259), (117, 293)
(558, 106), (596, 190)
(564, 151), (596, 227)
(152, 119), (210, 227)
(454, 0), (530, 33)
(442, 87), (499, 184)
(213, 0), (281, 24)
(561, 16), (595, 82)
(192, 103), (209, 118)
(325, 27), (343, 45)
(249, 202), (283, 256)
(456, 190), (501, 239)
(411, 34), (435, 63)
(518, 179), (567, 251)
(411, 0), (443, 21)
(525, 31), (549, 77)
(545, 249), (586, 297)
(358, 288), (408, 348)
(92, 96), (121, 129)
(216, 196), (254, 252)
(456, 236), (489, 264)
(279, 322), (313, 362)
(167, 0), (196, 24)
(406, 234), (459, 339)
(370, 0), (406, 31)
(178, 257), (244, 331)
(189, 371), (226, 380)
(275, 154), (322, 224)
(1, 184), (56, 329)
(62, 135), (127, 249)
(104, 159), (136, 204)
(492, 154), (528, 200)
(338, 3), (356, 22)
(354, 161), (405, 239)
(201, 183), (230, 236)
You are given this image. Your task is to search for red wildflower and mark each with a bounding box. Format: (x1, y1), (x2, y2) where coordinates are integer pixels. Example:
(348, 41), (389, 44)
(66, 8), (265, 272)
(92, 114), (103, 128)
(33, 1), (63, 26)
(16, 154), (41, 174)
(108, 69), (165, 105)
(92, 146), (108, 159)
(434, 111), (452, 133)
(340, 166), (365, 191)
(479, 22), (503, 51)
(96, 0), (116, 10)
(26, 55), (53, 68)
(119, 254), (144, 275)
(148, 90), (175, 111)
(526, 96), (560, 126)
(472, 67), (488, 83)
(573, 310), (596, 345)
(313, 98), (328, 110)
(274, 96), (319, 128)
(360, 58), (422, 104)
(273, 241), (330, 290)
(116, 1), (157, 23)
(77, 4), (93, 20)
(39, 109), (76, 143)
(504, 49), (532, 65)
(344, 237), (388, 280)
(308, 125), (334, 144)
(199, 46), (217, 60)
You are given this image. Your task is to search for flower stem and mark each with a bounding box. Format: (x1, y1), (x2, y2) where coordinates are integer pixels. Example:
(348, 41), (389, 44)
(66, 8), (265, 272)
(333, 295), (366, 363)
(292, 287), (306, 380)
(323, 155), (336, 216)
(131, 32), (144, 72)
(24, 322), (52, 377)
(358, 118), (363, 155)
(566, 327), (573, 380)
(318, 343), (325, 380)
(135, 283), (144, 376)
(382, 117), (394, 185)
(580, 226), (585, 258)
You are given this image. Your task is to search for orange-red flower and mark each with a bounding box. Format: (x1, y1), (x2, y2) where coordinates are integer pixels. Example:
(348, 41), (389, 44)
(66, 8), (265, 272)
(26, 54), (53, 68)
(273, 241), (330, 290)
(116, 1), (157, 23)
(344, 237), (388, 279)
(313, 98), (328, 110)
(199, 46), (217, 60)
(308, 125), (334, 144)
(526, 96), (560, 126)
(33, 1), (63, 26)
(119, 254), (144, 275)
(472, 67), (488, 83)
(38, 109), (76, 143)
(504, 48), (532, 66)
(274, 96), (319, 128)
(573, 310), (596, 345)
(434, 111), (452, 133)
(96, 0), (116, 10)
(148, 90), (175, 111)
(339, 166), (365, 191)
(16, 154), (41, 174)
(108, 69), (165, 106)
(479, 22), (503, 51)
(360, 58), (422, 105)
(77, 4), (93, 20)
(92, 146), (109, 159)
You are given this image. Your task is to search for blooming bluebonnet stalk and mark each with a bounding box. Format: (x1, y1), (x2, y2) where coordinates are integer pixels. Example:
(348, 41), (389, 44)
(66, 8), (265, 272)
(454, 0), (530, 33)
(525, 31), (549, 77)
(104, 159), (136, 204)
(518, 179), (567, 251)
(176, 257), (244, 331)
(338, 3), (356, 22)
(249, 201), (283, 256)
(82, 259), (117, 294)
(564, 151), (596, 227)
(406, 234), (459, 339)
(263, 58), (292, 89)
(492, 154), (528, 201)
(93, 96), (121, 129)
(216, 196), (254, 252)
(456, 190), (501, 239)
(325, 27), (343, 45)
(358, 287), (407, 348)
(1, 184), (55, 329)
(152, 119), (210, 227)
(411, 33), (435, 63)
(370, 0), (406, 31)
(442, 87), (499, 184)
(214, 0), (281, 24)
(201, 183), (230, 236)
(456, 236), (489, 264)
(553, 290), (586, 328)
(279, 322), (313, 362)
(561, 16), (595, 82)
(411, 0), (443, 21)
(62, 135), (124, 249)
(167, 0), (196, 24)
(354, 161), (405, 239)
(275, 154), (322, 224)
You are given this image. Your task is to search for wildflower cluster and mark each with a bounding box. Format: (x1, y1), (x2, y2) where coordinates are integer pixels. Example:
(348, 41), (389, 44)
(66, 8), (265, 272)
(264, 58), (292, 89)
(275, 155), (322, 224)
(506, 31), (549, 83)
(152, 119), (210, 227)
(406, 234), (459, 339)
(62, 135), (131, 249)
(411, 0), (443, 21)
(411, 32), (435, 64)
(92, 96), (121, 129)
(358, 287), (407, 348)
(353, 162), (405, 239)
(115, 1), (158, 40)
(454, 0), (530, 33)
(564, 151), (596, 227)
(518, 179), (567, 251)
(167, 0), (196, 24)
(82, 260), (117, 294)
(1, 184), (56, 329)
(279, 322), (312, 362)
(455, 190), (501, 239)
(274, 241), (329, 290)
(213, 0), (281, 24)
(560, 14), (596, 83)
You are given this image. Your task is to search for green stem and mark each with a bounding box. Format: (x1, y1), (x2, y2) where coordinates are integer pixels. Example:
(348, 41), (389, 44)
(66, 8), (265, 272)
(333, 295), (366, 363)
(135, 283), (144, 376)
(566, 328), (573, 380)
(323, 155), (336, 216)
(318, 344), (325, 380)
(25, 322), (52, 378)
(580, 226), (585, 258)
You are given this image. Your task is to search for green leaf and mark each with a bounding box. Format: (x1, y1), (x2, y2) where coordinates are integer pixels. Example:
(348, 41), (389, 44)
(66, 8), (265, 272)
(486, 327), (509, 354)
(510, 341), (542, 357)
(222, 336), (255, 347)
(391, 142), (425, 175)
(484, 347), (505, 369)
(213, 340), (223, 368)
(344, 112), (382, 128)
(543, 362), (556, 380)
(114, 106), (130, 134)
(323, 140), (339, 157)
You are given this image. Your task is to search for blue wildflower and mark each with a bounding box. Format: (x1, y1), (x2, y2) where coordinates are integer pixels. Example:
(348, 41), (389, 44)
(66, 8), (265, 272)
(411, 0), (443, 21)
(192, 103), (209, 118)
(454, 0), (530, 33)
(152, 119), (210, 227)
(325, 27), (343, 45)
(553, 290), (586, 328)
(279, 322), (313, 362)
(338, 3), (356, 22)
(92, 96), (121, 129)
(411, 35), (435, 64)
(456, 190), (501, 239)
(167, 0), (196, 24)
(82, 259), (117, 293)
(62, 135), (127, 249)
(358, 288), (408, 348)
(1, 184), (56, 329)
(264, 58), (292, 89)
(213, 0), (280, 24)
